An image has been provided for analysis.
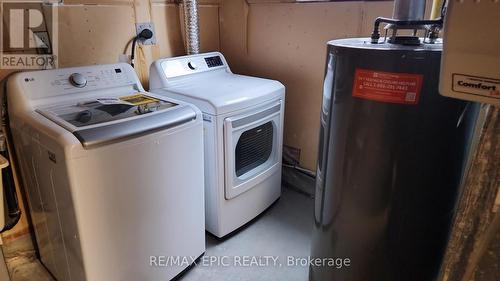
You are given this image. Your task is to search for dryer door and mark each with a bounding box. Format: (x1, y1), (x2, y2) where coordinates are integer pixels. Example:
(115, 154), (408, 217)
(223, 101), (282, 199)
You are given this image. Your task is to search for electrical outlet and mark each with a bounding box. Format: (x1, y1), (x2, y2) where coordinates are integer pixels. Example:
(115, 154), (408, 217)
(135, 22), (156, 45)
(33, 31), (52, 53)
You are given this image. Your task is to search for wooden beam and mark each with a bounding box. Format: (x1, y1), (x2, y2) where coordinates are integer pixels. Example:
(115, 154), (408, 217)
(438, 106), (500, 281)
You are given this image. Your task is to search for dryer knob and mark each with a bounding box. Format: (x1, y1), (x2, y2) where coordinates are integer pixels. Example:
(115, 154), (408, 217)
(188, 61), (197, 70)
(69, 73), (87, 88)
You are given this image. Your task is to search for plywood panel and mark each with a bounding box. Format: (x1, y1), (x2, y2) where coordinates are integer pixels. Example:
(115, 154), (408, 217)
(359, 1), (393, 35)
(221, 0), (436, 171)
(151, 3), (186, 58)
(199, 5), (220, 52)
(219, 0), (248, 68)
(57, 5), (136, 67)
(222, 1), (363, 170)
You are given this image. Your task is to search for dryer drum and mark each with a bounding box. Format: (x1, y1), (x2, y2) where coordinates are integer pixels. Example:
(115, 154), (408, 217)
(310, 38), (480, 281)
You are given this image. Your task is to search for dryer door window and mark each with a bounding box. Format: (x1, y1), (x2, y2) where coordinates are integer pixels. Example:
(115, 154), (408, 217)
(224, 101), (282, 200)
(235, 121), (274, 177)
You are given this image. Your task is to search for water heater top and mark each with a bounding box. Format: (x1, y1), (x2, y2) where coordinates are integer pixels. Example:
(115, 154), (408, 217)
(327, 38), (442, 52)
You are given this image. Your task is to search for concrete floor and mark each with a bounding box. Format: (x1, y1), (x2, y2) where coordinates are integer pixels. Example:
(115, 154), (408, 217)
(3, 234), (53, 281)
(180, 188), (313, 281)
(3, 187), (314, 281)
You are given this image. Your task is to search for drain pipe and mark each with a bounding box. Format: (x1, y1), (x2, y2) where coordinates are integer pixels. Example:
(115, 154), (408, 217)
(182, 0), (200, 54)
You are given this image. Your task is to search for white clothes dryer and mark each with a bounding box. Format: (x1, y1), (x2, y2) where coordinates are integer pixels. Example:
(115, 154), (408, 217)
(150, 52), (285, 237)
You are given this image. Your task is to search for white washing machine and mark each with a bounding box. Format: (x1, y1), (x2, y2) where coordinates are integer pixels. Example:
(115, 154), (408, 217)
(150, 52), (285, 238)
(7, 63), (205, 281)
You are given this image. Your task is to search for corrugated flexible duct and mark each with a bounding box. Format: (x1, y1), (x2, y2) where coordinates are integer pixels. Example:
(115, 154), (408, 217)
(182, 0), (200, 54)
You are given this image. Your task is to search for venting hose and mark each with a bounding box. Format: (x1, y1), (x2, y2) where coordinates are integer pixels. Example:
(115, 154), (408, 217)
(183, 0), (200, 54)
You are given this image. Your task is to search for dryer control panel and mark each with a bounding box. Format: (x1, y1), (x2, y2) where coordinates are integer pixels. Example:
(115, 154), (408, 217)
(18, 63), (139, 100)
(158, 52), (230, 80)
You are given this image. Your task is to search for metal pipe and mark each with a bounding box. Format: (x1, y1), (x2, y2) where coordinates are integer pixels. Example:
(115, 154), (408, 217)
(430, 0), (444, 19)
(370, 17), (443, 43)
(392, 0), (426, 21)
(182, 0), (200, 54)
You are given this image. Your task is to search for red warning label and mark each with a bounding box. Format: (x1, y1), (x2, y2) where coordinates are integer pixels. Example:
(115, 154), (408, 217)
(352, 69), (423, 105)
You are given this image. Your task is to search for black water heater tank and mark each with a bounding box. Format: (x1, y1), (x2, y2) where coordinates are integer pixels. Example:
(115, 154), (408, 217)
(310, 38), (480, 281)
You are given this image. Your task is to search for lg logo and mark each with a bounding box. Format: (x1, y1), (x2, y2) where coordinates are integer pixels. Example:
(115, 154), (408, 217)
(0, 2), (57, 69)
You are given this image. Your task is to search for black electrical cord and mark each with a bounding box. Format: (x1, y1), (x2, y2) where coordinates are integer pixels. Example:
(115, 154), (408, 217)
(130, 29), (154, 68)
(130, 37), (139, 68)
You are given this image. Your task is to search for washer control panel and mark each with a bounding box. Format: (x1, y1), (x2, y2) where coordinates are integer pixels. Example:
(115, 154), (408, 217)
(19, 63), (138, 100)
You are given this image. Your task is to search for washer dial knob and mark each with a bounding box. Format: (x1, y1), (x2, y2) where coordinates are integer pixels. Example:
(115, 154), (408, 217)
(69, 73), (87, 88)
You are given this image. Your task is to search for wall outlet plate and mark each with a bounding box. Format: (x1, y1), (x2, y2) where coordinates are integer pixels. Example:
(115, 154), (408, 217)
(135, 22), (156, 45)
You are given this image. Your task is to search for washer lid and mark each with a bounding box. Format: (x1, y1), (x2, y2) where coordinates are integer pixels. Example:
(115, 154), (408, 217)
(157, 72), (284, 115)
(37, 92), (196, 148)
